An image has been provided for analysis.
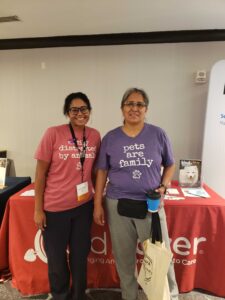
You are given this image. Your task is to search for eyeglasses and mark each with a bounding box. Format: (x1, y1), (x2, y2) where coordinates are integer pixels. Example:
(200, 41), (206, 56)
(69, 106), (89, 114)
(123, 101), (147, 109)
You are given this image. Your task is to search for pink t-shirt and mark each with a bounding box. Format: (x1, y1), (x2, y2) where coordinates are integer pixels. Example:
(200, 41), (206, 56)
(35, 124), (101, 212)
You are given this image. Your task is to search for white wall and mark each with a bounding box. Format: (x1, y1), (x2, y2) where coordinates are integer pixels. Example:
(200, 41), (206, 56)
(0, 42), (225, 181)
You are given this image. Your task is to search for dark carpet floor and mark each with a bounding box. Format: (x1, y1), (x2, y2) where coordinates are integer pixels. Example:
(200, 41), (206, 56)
(0, 280), (224, 300)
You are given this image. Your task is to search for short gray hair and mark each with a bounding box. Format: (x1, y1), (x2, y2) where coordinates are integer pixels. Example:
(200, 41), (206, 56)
(121, 87), (149, 108)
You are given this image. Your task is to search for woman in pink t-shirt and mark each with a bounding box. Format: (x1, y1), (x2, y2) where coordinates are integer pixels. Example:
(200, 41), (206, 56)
(34, 92), (100, 300)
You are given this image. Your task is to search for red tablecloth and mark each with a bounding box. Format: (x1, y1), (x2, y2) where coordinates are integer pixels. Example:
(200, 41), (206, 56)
(0, 182), (225, 297)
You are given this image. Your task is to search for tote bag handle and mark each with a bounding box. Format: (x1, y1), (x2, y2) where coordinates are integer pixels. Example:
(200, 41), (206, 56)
(151, 212), (162, 244)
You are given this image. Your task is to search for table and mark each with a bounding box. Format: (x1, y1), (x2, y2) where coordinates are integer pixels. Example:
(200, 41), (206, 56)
(0, 177), (31, 226)
(0, 182), (225, 297)
(164, 183), (225, 297)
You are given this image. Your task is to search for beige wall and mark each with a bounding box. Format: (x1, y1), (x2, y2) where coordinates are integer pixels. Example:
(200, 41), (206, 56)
(0, 42), (224, 180)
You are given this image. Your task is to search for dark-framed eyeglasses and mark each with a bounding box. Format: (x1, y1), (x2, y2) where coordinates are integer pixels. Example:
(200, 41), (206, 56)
(123, 101), (147, 109)
(68, 106), (89, 114)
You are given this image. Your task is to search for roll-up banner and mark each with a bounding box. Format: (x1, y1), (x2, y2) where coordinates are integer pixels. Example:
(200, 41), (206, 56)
(202, 60), (225, 198)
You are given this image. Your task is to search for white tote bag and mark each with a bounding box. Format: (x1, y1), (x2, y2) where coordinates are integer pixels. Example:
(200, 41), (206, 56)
(137, 211), (173, 300)
(137, 239), (172, 300)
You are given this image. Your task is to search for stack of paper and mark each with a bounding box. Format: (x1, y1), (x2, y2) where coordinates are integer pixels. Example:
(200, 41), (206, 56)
(20, 189), (35, 196)
(181, 187), (210, 198)
(164, 188), (185, 200)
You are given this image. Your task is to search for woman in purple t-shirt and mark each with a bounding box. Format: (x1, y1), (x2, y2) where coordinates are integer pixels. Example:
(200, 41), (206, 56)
(94, 88), (179, 300)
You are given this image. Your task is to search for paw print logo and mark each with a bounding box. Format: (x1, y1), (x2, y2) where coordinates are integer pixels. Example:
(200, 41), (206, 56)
(133, 170), (142, 179)
(24, 230), (47, 263)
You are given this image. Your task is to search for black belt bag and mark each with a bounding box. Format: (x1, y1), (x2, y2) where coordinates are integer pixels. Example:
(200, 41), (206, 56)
(117, 198), (148, 219)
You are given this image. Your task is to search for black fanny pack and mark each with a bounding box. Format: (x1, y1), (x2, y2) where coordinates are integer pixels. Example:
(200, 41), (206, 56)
(117, 198), (148, 219)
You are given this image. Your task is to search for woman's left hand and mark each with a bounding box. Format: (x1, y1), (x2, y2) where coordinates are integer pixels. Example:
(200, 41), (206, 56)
(155, 185), (166, 196)
(155, 186), (166, 209)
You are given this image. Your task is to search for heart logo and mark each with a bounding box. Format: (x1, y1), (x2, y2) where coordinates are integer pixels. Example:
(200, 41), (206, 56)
(24, 248), (37, 262)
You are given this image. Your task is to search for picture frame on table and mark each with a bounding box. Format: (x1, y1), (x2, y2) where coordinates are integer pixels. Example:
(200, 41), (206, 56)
(0, 158), (7, 189)
(178, 159), (202, 188)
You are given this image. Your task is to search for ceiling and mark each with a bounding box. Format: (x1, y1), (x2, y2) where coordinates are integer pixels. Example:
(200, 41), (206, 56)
(1, 0), (225, 40)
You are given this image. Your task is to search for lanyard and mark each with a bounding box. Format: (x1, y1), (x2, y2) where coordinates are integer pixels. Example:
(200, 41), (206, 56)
(69, 123), (87, 182)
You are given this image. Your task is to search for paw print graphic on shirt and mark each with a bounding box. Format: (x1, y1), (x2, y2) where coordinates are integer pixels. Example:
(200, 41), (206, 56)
(132, 170), (142, 179)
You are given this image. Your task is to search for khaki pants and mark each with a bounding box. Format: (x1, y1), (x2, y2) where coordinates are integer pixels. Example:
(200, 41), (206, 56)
(106, 197), (179, 300)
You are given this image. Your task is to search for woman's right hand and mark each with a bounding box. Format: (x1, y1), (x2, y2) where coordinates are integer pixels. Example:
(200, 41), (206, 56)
(34, 210), (46, 231)
(93, 204), (105, 226)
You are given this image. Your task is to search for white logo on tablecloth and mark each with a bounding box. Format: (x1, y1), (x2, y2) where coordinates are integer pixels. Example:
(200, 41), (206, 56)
(24, 230), (47, 263)
(136, 236), (207, 266)
(169, 236), (207, 266)
(23, 230), (206, 267)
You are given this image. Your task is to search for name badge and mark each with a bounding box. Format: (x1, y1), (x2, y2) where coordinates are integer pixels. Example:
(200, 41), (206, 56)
(76, 181), (89, 202)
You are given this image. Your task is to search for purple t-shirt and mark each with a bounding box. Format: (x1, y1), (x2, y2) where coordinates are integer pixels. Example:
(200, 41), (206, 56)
(97, 123), (174, 200)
